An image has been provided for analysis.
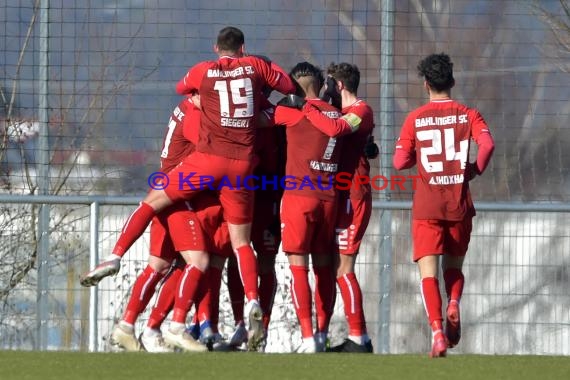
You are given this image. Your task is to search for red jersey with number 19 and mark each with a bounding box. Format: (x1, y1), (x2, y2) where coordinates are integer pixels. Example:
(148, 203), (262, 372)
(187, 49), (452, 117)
(176, 56), (295, 161)
(396, 99), (490, 220)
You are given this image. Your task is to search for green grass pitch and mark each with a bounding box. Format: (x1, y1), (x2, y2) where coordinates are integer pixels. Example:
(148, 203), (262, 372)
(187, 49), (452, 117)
(1, 351), (569, 380)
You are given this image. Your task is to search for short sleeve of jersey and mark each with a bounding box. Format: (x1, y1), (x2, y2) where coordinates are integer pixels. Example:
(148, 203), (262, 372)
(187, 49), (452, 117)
(177, 62), (210, 95)
(343, 102), (374, 135)
(274, 105), (304, 128)
(248, 57), (288, 91)
(468, 108), (491, 140)
(182, 102), (201, 145)
(396, 113), (416, 152)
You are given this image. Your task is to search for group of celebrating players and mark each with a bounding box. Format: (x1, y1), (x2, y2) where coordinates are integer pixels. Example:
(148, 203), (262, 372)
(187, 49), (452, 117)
(80, 25), (494, 358)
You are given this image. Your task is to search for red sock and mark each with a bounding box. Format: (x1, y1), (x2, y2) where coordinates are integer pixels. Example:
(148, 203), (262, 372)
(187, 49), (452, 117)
(196, 272), (211, 324)
(113, 202), (156, 256)
(210, 266), (223, 333)
(147, 266), (183, 329)
(443, 268), (464, 302)
(203, 266), (223, 333)
(421, 277), (443, 326)
(290, 264), (313, 338)
(171, 264), (204, 324)
(227, 259), (245, 324)
(259, 270), (277, 330)
(122, 265), (164, 325)
(235, 245), (259, 301)
(337, 273), (366, 336)
(313, 264), (336, 333)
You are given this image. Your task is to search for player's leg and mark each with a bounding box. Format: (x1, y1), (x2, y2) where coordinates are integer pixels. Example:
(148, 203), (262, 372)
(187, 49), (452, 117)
(79, 190), (172, 287)
(414, 219), (447, 358)
(188, 194), (227, 348)
(329, 196), (373, 353)
(310, 198), (338, 352)
(226, 255), (247, 348)
(311, 253), (335, 352)
(204, 254), (226, 347)
(143, 260), (184, 352)
(80, 152), (227, 287)
(281, 193), (318, 353)
(220, 173), (264, 351)
(441, 217), (472, 347)
(110, 214), (175, 351)
(162, 249), (209, 352)
(160, 201), (215, 352)
(257, 253), (276, 347)
(251, 195), (280, 350)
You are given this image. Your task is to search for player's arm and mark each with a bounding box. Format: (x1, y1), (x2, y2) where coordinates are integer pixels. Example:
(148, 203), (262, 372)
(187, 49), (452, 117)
(303, 103), (361, 137)
(255, 58), (296, 95)
(393, 116), (416, 170)
(272, 104), (304, 128)
(257, 107), (275, 128)
(278, 95), (359, 137)
(182, 100), (201, 145)
(175, 63), (208, 95)
(468, 110), (495, 177)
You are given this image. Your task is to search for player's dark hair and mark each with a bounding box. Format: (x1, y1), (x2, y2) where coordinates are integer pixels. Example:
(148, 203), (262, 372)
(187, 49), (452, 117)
(326, 62), (360, 93)
(417, 53), (455, 92)
(289, 62), (325, 90)
(216, 26), (245, 52)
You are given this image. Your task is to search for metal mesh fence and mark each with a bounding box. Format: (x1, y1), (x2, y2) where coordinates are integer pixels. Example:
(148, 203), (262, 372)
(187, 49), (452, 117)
(1, 0), (569, 354)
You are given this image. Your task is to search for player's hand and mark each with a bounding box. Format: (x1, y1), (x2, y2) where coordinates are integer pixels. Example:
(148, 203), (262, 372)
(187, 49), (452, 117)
(277, 94), (307, 110)
(364, 138), (379, 159)
(464, 162), (479, 181)
(322, 76), (341, 108)
(190, 93), (201, 109)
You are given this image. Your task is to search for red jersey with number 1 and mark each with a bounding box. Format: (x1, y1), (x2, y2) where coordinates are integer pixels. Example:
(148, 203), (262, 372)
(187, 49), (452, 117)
(396, 99), (490, 220)
(176, 56), (295, 160)
(274, 98), (343, 200)
(160, 98), (199, 173)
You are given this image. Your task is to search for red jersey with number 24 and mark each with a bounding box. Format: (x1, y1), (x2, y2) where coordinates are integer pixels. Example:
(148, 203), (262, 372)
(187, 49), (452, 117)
(396, 99), (490, 220)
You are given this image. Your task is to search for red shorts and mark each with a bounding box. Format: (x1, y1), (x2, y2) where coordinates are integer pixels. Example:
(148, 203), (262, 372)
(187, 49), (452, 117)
(149, 215), (178, 261)
(152, 192), (224, 255)
(164, 151), (255, 224)
(251, 192), (281, 257)
(335, 194), (372, 255)
(412, 217), (473, 262)
(280, 193), (337, 255)
(210, 221), (233, 258)
(150, 202), (204, 257)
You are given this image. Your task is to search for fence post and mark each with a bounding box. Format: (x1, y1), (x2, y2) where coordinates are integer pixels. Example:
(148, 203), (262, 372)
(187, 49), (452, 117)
(88, 201), (100, 352)
(36, 0), (50, 351)
(378, 0), (395, 354)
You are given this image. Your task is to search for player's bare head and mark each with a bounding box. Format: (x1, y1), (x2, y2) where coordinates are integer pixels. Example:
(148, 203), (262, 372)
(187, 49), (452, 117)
(326, 62), (360, 94)
(216, 26), (245, 54)
(417, 53), (455, 92)
(289, 62), (325, 95)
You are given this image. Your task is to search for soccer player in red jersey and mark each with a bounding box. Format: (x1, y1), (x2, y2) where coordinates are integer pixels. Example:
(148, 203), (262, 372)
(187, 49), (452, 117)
(393, 53), (494, 357)
(279, 62), (376, 353)
(81, 26), (295, 351)
(325, 62), (375, 353)
(91, 96), (209, 353)
(271, 62), (358, 353)
(222, 116), (286, 351)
